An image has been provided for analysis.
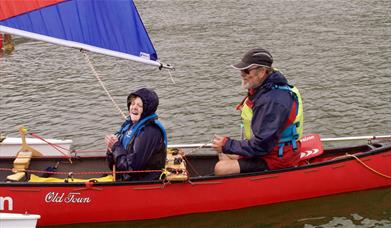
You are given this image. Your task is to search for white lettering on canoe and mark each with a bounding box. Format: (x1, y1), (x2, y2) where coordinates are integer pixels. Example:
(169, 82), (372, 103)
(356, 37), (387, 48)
(0, 196), (13, 211)
(45, 192), (64, 203)
(45, 192), (91, 204)
(64, 193), (91, 203)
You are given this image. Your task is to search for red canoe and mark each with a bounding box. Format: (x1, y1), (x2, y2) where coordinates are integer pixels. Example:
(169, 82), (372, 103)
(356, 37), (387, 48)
(0, 137), (390, 226)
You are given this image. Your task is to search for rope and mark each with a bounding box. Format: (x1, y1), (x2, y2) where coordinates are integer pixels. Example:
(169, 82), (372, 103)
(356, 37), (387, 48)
(345, 153), (391, 179)
(71, 149), (106, 154)
(178, 141), (213, 177)
(29, 132), (106, 154)
(168, 69), (176, 84)
(182, 154), (201, 177)
(186, 140), (212, 155)
(82, 50), (127, 120)
(29, 132), (71, 158)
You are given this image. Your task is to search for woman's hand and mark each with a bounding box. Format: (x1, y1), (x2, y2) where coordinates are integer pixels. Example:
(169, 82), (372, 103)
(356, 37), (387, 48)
(105, 134), (118, 152)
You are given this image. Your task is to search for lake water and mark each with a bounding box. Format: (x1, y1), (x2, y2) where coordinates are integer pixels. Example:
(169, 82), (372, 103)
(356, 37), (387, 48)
(1, 0), (390, 227)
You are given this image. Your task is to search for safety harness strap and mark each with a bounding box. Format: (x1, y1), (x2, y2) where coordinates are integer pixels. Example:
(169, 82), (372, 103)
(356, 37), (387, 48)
(272, 85), (300, 157)
(120, 114), (158, 149)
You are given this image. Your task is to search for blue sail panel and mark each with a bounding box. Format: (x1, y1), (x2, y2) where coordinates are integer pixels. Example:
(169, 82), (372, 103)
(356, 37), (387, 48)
(0, 0), (158, 61)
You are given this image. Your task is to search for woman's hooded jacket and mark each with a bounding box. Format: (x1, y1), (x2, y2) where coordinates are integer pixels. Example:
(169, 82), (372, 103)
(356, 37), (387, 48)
(107, 88), (166, 181)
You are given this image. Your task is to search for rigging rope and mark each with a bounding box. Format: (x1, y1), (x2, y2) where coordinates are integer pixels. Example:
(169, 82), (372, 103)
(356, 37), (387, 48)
(186, 140), (213, 155)
(29, 132), (106, 154)
(345, 153), (391, 179)
(168, 69), (176, 84)
(82, 50), (127, 120)
(29, 132), (71, 158)
(179, 140), (214, 177)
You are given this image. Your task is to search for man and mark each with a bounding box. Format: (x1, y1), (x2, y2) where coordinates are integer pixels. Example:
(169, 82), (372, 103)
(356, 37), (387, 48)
(212, 48), (304, 176)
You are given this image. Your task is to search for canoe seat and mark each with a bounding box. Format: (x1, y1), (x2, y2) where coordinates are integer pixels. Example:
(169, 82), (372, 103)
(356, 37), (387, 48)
(298, 134), (324, 164)
(7, 151), (32, 181)
(164, 148), (188, 182)
(7, 172), (26, 182)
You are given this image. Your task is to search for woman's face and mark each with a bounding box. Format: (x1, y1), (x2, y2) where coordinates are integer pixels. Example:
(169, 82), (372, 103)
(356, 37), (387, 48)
(129, 97), (143, 122)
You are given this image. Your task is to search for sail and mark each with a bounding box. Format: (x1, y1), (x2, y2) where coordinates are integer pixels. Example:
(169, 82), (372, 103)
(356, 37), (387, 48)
(0, 0), (168, 68)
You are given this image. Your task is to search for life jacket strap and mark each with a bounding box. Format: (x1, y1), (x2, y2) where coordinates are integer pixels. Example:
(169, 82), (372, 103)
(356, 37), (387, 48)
(121, 114), (158, 149)
(278, 124), (299, 157)
(278, 143), (284, 157)
(272, 84), (300, 157)
(153, 119), (167, 146)
(236, 96), (248, 111)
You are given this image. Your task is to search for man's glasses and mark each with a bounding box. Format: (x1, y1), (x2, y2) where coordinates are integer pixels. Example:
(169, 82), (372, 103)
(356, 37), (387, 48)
(241, 67), (260, 75)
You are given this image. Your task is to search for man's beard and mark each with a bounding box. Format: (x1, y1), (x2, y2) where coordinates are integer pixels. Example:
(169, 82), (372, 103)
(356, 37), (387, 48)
(241, 80), (251, 90)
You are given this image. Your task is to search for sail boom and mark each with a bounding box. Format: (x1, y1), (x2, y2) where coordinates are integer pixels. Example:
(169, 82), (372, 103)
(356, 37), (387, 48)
(0, 25), (165, 68)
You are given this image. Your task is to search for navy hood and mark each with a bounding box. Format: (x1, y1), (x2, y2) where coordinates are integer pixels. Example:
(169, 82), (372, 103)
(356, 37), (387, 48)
(261, 70), (288, 89)
(127, 88), (159, 120)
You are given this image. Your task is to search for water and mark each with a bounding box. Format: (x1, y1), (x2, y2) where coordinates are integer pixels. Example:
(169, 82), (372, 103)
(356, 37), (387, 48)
(1, 0), (390, 226)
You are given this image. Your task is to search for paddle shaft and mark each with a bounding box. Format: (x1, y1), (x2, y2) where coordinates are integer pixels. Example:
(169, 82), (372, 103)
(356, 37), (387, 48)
(168, 135), (391, 149)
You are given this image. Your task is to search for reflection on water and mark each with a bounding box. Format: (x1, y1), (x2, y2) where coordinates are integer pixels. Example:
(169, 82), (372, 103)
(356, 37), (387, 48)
(305, 215), (391, 228)
(1, 0), (391, 227)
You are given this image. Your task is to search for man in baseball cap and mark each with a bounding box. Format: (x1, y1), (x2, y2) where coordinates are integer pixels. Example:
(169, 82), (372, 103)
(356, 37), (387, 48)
(212, 48), (304, 176)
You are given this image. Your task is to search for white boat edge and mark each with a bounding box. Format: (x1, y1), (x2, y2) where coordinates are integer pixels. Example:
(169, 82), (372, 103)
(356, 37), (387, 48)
(0, 137), (73, 157)
(0, 213), (41, 228)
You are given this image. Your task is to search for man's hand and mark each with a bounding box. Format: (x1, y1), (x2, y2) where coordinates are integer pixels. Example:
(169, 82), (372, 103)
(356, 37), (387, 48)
(212, 134), (228, 153)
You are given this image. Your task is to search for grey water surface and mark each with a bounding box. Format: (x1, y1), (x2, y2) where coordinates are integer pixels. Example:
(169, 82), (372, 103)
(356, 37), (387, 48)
(1, 0), (390, 227)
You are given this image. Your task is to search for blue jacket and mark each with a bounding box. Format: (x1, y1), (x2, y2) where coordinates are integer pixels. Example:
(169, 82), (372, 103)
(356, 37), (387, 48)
(223, 71), (295, 157)
(106, 88), (166, 181)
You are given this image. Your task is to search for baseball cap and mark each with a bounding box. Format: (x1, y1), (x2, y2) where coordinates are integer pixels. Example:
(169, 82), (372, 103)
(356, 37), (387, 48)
(232, 48), (273, 70)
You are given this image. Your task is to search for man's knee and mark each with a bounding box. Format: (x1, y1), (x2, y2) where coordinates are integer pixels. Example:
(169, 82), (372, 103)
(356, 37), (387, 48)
(214, 161), (225, 176)
(214, 160), (240, 176)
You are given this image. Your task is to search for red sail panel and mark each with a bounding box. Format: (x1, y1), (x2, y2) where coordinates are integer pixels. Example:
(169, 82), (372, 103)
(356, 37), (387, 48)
(0, 0), (67, 20)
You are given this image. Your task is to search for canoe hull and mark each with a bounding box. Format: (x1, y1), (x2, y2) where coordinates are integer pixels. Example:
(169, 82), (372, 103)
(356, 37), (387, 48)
(1, 147), (390, 226)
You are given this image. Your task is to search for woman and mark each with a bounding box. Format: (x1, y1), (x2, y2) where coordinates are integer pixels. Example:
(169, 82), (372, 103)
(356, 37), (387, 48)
(105, 88), (167, 181)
